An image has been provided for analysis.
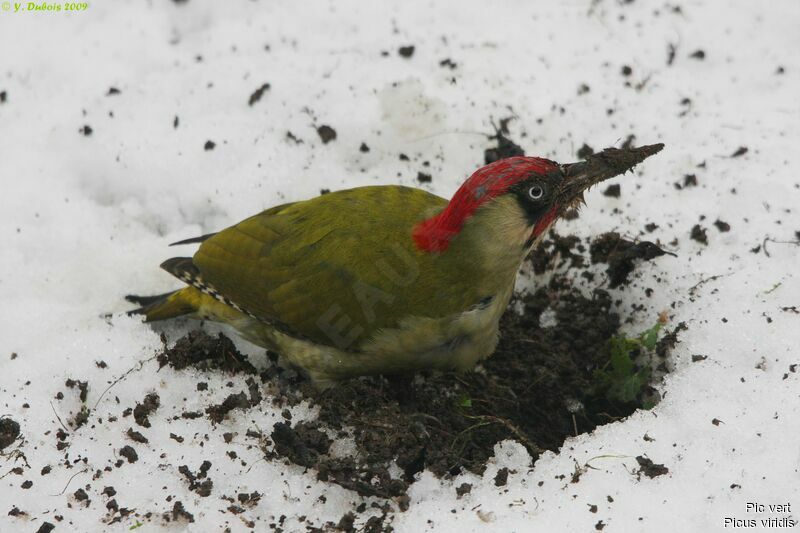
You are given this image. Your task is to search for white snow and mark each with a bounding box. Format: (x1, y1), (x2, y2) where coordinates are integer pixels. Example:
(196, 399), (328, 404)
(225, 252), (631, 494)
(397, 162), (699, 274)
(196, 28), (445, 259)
(2, 0), (799, 531)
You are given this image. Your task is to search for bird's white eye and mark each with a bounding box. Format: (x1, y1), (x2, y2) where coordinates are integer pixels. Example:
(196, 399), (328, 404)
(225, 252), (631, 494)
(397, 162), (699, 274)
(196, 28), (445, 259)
(528, 185), (544, 200)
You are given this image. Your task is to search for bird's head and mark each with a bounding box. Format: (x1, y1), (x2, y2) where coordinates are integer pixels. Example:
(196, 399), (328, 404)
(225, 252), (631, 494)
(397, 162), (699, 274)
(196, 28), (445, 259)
(413, 143), (664, 253)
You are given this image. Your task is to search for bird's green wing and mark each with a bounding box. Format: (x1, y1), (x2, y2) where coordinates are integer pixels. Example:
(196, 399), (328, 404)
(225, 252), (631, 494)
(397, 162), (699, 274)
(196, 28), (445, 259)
(193, 185), (465, 349)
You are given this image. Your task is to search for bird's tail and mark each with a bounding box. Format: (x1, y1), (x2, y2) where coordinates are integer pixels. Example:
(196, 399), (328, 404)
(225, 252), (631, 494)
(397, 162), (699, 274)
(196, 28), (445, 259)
(126, 287), (205, 322)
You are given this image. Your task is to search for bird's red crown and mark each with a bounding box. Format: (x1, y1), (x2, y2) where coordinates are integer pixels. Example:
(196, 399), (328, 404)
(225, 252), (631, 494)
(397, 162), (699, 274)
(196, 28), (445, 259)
(413, 157), (559, 252)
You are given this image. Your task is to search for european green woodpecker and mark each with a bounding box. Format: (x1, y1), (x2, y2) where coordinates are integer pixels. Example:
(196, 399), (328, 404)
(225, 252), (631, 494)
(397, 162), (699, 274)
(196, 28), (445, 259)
(129, 143), (663, 385)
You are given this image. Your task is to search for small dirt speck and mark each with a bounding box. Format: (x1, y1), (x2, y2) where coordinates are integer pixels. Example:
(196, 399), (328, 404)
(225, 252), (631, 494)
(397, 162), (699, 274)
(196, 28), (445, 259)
(713, 219), (731, 232)
(36, 522), (55, 533)
(248, 83), (270, 106)
(126, 428), (148, 444)
(167, 501), (195, 523)
(133, 392), (160, 428)
(456, 482), (472, 497)
(494, 467), (509, 486)
(635, 456), (669, 478)
(204, 140), (216, 151)
(730, 146), (748, 158)
(484, 118), (525, 164)
(689, 49), (706, 60)
(417, 172), (432, 183)
(179, 461), (213, 497)
(119, 445), (138, 463)
(603, 184), (621, 198)
(577, 143), (595, 159)
(317, 125), (337, 144)
(690, 224), (708, 245)
(398, 45), (415, 58)
(336, 511), (356, 532)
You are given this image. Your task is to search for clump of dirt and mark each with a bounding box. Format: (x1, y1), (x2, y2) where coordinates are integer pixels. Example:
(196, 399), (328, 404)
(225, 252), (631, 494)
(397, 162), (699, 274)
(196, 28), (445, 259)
(590, 232), (674, 287)
(133, 392), (160, 428)
(206, 377), (263, 423)
(158, 330), (257, 374)
(179, 461), (213, 497)
(269, 421), (332, 468)
(247, 83), (270, 106)
(317, 125), (337, 144)
(484, 118), (525, 164)
(164, 501), (195, 524)
(0, 417), (21, 450)
(635, 455), (669, 479)
(119, 445), (138, 463)
(690, 224), (708, 245)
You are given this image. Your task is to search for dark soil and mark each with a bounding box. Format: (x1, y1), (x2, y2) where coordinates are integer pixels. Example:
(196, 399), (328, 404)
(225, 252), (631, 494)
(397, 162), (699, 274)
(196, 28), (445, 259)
(0, 417), (21, 450)
(65, 378), (89, 402)
(714, 219), (731, 232)
(157, 330), (257, 374)
(635, 455), (669, 478)
(577, 143), (594, 159)
(247, 83), (270, 106)
(398, 45), (415, 58)
(603, 183), (621, 197)
(590, 232), (674, 287)
(690, 224), (708, 245)
(178, 461), (213, 497)
(133, 392), (160, 427)
(206, 376), (262, 423)
(316, 125), (337, 144)
(119, 445), (138, 463)
(484, 118), (525, 164)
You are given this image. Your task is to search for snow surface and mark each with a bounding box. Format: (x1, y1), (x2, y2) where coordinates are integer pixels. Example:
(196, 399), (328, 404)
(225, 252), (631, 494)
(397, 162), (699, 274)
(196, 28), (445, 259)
(2, 0), (799, 531)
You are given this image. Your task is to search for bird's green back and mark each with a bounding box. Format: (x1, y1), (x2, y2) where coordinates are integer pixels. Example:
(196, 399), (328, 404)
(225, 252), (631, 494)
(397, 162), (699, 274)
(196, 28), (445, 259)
(193, 185), (493, 350)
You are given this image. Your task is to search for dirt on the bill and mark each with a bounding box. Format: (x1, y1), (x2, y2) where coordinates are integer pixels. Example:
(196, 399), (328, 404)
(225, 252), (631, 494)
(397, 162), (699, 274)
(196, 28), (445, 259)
(157, 230), (679, 501)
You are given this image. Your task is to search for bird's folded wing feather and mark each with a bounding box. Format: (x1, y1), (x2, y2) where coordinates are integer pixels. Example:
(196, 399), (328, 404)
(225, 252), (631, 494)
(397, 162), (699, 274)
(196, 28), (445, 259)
(193, 186), (454, 348)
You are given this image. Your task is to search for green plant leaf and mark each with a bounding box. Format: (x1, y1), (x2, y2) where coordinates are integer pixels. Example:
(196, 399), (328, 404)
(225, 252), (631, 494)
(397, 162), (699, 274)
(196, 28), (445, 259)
(594, 321), (661, 405)
(640, 323), (662, 350)
(455, 394), (472, 408)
